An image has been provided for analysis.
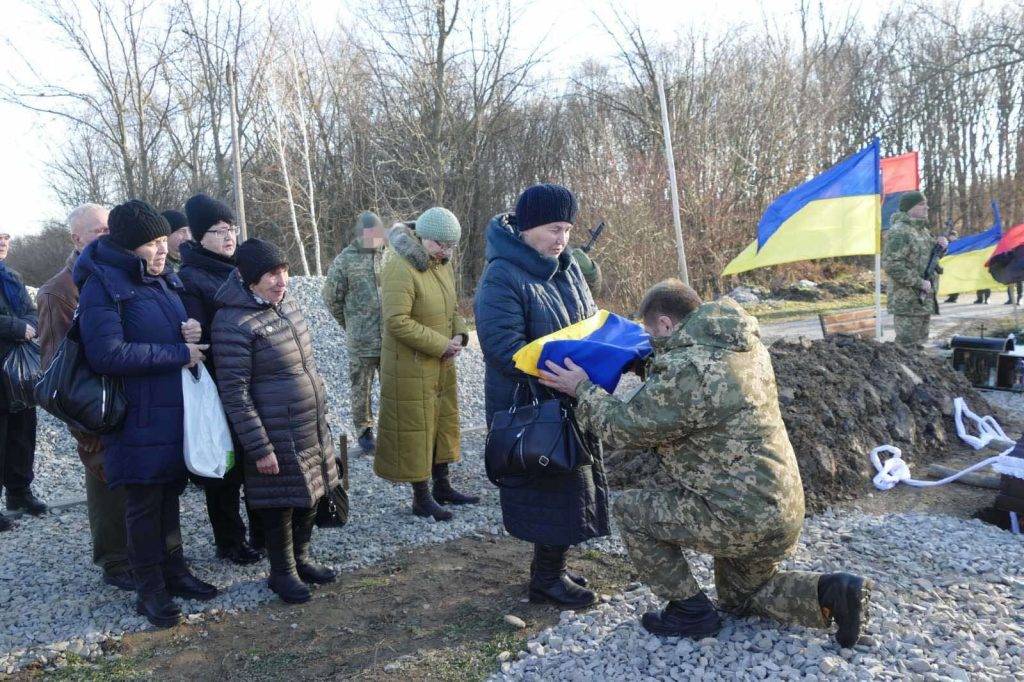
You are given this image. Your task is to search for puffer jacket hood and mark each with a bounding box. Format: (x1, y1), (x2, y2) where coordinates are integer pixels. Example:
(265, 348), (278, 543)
(484, 213), (574, 281)
(661, 298), (760, 354)
(214, 269), (264, 310)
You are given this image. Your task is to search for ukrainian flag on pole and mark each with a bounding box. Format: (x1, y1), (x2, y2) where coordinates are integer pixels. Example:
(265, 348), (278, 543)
(722, 140), (882, 276)
(937, 202), (1003, 297)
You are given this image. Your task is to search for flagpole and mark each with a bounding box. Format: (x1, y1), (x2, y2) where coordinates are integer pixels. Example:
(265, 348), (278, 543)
(875, 253), (882, 339)
(656, 74), (689, 286)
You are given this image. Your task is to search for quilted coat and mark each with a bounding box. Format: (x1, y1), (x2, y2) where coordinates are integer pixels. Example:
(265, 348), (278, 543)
(211, 272), (339, 509)
(374, 224), (468, 483)
(474, 213), (610, 546)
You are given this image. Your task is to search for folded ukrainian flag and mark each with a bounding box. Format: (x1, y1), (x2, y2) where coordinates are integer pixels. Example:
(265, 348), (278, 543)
(512, 310), (652, 392)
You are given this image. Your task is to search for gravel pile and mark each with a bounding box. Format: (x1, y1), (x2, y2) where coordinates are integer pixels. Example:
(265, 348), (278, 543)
(493, 511), (1024, 682)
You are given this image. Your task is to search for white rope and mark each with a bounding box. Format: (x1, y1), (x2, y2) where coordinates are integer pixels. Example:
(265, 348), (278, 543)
(954, 397), (1015, 450)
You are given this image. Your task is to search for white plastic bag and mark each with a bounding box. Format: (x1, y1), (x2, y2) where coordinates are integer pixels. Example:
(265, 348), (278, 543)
(182, 365), (234, 479)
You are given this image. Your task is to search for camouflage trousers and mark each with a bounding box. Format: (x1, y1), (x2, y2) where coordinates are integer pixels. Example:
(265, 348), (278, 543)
(614, 488), (827, 629)
(349, 356), (380, 431)
(893, 314), (930, 346)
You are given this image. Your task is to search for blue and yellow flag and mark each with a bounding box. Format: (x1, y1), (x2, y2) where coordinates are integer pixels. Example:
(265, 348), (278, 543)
(723, 140), (881, 276)
(512, 311), (652, 393)
(938, 202), (1003, 296)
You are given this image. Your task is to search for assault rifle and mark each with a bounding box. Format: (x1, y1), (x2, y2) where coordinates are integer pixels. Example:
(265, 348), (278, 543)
(919, 217), (956, 306)
(580, 221), (606, 253)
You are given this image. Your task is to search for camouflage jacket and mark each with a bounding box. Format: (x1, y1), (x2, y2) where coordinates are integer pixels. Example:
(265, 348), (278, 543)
(882, 212), (938, 316)
(323, 239), (383, 357)
(575, 298), (805, 528)
(571, 248), (602, 296)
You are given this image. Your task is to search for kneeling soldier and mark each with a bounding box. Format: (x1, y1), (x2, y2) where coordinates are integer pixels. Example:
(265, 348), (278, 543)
(540, 279), (870, 646)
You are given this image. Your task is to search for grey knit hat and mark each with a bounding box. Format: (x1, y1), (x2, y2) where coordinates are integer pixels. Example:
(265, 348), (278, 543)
(414, 207), (461, 243)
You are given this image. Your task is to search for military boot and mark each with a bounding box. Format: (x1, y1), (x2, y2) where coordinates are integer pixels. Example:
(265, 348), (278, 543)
(529, 557), (588, 587)
(134, 565), (182, 629)
(528, 544), (596, 609)
(265, 517), (311, 604)
(293, 509), (336, 585)
(818, 573), (871, 648)
(431, 463), (480, 505)
(641, 591), (722, 638)
(412, 481), (452, 521)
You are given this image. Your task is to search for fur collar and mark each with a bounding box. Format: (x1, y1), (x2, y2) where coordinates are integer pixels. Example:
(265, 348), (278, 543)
(388, 222), (433, 272)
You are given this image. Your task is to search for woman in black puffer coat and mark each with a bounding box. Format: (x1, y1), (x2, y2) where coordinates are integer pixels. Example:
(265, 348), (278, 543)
(474, 184), (610, 609)
(178, 193), (262, 566)
(212, 239), (340, 604)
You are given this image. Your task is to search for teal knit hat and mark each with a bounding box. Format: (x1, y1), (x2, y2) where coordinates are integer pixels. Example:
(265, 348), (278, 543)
(415, 207), (461, 243)
(354, 210), (383, 233)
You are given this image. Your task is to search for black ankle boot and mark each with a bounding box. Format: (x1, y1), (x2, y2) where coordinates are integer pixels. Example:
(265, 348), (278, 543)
(641, 591), (722, 638)
(134, 566), (182, 628)
(217, 541), (263, 566)
(293, 509), (336, 585)
(412, 481), (452, 521)
(431, 464), (479, 505)
(6, 489), (47, 515)
(528, 544), (596, 609)
(818, 573), (872, 648)
(266, 517), (310, 604)
(530, 557), (588, 587)
(163, 549), (219, 601)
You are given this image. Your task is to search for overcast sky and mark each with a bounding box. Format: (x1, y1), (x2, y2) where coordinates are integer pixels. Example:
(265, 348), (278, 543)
(0, 0), (987, 238)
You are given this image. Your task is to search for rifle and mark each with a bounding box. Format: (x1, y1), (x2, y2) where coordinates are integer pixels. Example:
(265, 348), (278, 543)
(919, 216), (956, 305)
(580, 221), (606, 253)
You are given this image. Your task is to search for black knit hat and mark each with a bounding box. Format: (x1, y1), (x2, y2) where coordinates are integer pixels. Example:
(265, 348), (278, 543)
(236, 238), (288, 286)
(108, 199), (170, 251)
(514, 183), (578, 231)
(162, 209), (189, 232)
(898, 191), (926, 213)
(184, 193), (235, 242)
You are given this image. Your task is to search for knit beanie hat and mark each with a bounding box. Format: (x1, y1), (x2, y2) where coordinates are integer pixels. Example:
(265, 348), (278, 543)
(184, 193), (235, 242)
(414, 207), (462, 243)
(898, 191), (926, 213)
(108, 200), (170, 251)
(514, 183), (578, 231)
(162, 209), (189, 232)
(236, 238), (288, 286)
(354, 210), (384, 235)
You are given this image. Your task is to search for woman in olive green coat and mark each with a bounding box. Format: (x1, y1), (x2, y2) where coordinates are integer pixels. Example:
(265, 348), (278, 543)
(375, 207), (479, 521)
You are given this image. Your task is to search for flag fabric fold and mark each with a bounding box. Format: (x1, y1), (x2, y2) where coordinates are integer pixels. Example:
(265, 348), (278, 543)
(986, 216), (1024, 286)
(938, 201), (1004, 296)
(723, 140), (881, 276)
(512, 310), (652, 393)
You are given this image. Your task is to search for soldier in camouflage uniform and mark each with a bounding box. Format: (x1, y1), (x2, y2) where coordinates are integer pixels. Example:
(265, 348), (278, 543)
(882, 191), (948, 346)
(540, 279), (870, 646)
(323, 211), (386, 454)
(571, 247), (602, 296)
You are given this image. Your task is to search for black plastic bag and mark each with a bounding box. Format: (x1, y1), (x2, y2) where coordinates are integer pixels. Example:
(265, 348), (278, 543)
(2, 341), (41, 412)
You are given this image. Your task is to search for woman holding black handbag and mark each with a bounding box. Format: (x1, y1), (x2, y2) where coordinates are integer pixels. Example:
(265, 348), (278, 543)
(474, 184), (609, 609)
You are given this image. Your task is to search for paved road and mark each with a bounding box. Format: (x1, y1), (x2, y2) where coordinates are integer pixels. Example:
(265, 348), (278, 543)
(760, 299), (1024, 343)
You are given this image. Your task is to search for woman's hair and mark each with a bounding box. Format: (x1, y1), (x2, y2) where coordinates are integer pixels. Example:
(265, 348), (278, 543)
(638, 278), (703, 323)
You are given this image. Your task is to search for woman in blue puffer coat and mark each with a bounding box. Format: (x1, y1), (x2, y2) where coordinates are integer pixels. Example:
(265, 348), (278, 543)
(474, 184), (610, 609)
(75, 200), (218, 628)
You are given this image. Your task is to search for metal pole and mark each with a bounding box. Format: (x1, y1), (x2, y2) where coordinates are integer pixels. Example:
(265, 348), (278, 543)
(874, 253), (883, 339)
(227, 61), (247, 240)
(656, 74), (689, 286)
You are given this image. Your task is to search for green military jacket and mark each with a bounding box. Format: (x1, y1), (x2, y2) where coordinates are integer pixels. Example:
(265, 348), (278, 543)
(575, 298), (805, 529)
(882, 212), (938, 316)
(571, 247), (602, 296)
(323, 238), (383, 357)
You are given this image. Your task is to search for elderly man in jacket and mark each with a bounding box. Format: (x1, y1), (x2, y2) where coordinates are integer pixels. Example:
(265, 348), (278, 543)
(0, 230), (46, 531)
(540, 280), (871, 647)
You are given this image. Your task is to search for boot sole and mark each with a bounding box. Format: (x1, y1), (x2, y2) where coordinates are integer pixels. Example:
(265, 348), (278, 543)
(298, 572), (337, 585)
(642, 615), (723, 638)
(528, 589), (597, 609)
(273, 590), (312, 604)
(412, 508), (453, 521)
(136, 603), (183, 629)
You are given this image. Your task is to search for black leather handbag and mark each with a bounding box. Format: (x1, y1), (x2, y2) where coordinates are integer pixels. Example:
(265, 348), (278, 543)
(316, 433), (350, 528)
(34, 315), (127, 435)
(485, 381), (594, 487)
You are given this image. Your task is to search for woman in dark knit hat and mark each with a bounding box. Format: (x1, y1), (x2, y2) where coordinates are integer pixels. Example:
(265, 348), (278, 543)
(74, 199), (219, 628)
(178, 193), (263, 566)
(474, 183), (609, 609)
(212, 239), (340, 604)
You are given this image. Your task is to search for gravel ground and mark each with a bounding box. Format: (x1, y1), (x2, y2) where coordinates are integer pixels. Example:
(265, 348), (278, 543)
(493, 511), (1024, 682)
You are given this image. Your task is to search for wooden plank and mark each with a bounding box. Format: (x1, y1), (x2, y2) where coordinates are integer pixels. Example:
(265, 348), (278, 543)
(825, 319), (877, 335)
(927, 464), (1001, 489)
(820, 308), (876, 325)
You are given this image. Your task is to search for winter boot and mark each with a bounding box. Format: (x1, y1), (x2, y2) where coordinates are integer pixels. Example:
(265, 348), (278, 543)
(412, 481), (452, 521)
(6, 488), (48, 516)
(266, 517), (311, 604)
(528, 544), (597, 609)
(431, 463), (480, 505)
(0, 511), (11, 532)
(134, 565), (182, 629)
(529, 556), (588, 587)
(641, 591), (722, 638)
(293, 509), (336, 585)
(163, 549), (219, 601)
(818, 573), (872, 648)
(358, 428), (376, 454)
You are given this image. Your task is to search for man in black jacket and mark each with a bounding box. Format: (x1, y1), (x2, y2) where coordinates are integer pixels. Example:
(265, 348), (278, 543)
(0, 231), (47, 531)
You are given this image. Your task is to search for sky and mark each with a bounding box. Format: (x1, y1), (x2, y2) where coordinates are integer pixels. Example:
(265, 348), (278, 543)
(0, 0), (988, 238)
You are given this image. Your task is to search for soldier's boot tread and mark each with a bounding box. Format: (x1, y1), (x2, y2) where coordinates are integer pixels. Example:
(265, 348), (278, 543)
(818, 572), (871, 648)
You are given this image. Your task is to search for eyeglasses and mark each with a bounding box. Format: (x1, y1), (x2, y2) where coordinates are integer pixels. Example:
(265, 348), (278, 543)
(207, 226), (239, 239)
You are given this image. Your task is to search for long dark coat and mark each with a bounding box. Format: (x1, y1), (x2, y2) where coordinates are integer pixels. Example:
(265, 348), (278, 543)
(474, 213), (610, 546)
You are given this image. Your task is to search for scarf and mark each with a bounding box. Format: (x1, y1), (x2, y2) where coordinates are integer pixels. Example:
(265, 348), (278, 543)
(0, 261), (25, 317)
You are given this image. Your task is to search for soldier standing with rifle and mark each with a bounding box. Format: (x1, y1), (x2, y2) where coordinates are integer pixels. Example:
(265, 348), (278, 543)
(882, 191), (948, 347)
(570, 221), (605, 296)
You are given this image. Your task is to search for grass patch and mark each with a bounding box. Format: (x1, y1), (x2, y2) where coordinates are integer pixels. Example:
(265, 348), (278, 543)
(416, 629), (529, 682)
(43, 654), (145, 681)
(745, 293), (876, 324)
(353, 575), (390, 590)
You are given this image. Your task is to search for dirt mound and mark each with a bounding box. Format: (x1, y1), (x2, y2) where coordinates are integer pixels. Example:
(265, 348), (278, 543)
(605, 336), (1005, 512)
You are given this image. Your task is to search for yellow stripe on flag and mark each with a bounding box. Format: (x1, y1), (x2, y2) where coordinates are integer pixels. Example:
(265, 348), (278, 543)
(937, 247), (1001, 297)
(723, 195), (880, 276)
(512, 310), (610, 377)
